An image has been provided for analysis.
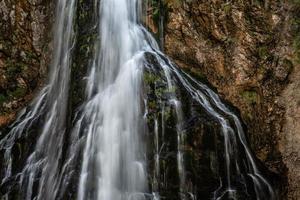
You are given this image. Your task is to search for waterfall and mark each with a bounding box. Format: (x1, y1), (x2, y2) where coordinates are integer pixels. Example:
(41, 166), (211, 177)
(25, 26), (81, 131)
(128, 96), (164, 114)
(0, 0), (76, 199)
(0, 0), (277, 200)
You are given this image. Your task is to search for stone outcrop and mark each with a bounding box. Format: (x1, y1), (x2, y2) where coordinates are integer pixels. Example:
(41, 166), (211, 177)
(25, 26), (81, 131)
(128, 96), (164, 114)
(163, 0), (300, 199)
(0, 0), (53, 128)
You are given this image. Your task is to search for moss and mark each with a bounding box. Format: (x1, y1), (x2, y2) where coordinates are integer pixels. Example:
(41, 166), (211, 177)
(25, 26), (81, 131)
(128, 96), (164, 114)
(23, 50), (38, 61)
(148, 100), (157, 110)
(293, 33), (300, 63)
(79, 33), (97, 53)
(8, 87), (27, 98)
(0, 94), (8, 104)
(245, 112), (254, 120)
(6, 62), (20, 75)
(163, 106), (172, 120)
(292, 0), (300, 4)
(252, 0), (265, 7)
(168, 86), (176, 93)
(5, 60), (28, 77)
(69, 0), (99, 114)
(143, 69), (176, 126)
(222, 3), (232, 15)
(283, 58), (294, 72)
(258, 46), (269, 60)
(241, 90), (258, 104)
(144, 72), (159, 84)
(154, 87), (164, 97)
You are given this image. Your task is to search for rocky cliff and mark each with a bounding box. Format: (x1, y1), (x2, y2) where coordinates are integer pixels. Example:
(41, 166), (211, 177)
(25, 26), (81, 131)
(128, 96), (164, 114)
(0, 0), (299, 199)
(162, 0), (300, 199)
(0, 0), (53, 128)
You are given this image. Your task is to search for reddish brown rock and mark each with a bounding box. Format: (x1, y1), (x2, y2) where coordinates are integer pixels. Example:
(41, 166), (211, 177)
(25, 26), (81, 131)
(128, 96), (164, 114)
(164, 1), (300, 199)
(0, 0), (53, 127)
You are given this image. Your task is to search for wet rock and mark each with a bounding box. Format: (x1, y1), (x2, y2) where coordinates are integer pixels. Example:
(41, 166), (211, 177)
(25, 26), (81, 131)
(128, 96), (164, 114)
(163, 0), (300, 199)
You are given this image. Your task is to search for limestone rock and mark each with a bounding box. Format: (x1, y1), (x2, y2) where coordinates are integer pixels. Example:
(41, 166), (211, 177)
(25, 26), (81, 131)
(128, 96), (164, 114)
(164, 1), (300, 199)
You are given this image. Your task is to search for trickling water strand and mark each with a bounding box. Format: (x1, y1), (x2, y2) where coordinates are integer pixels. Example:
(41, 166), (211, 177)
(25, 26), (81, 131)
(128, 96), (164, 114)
(152, 51), (276, 199)
(0, 0), (76, 199)
(156, 55), (188, 199)
(178, 69), (276, 199)
(154, 119), (159, 185)
(138, 38), (276, 198)
(21, 0), (76, 199)
(173, 99), (186, 198)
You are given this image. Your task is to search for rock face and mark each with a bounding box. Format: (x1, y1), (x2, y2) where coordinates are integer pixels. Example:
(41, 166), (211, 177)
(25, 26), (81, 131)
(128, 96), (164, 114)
(0, 0), (299, 199)
(0, 0), (53, 128)
(163, 0), (300, 199)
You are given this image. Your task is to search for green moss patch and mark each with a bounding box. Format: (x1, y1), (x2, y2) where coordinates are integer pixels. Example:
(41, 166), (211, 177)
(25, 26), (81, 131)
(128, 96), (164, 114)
(0, 94), (8, 104)
(8, 87), (27, 99)
(241, 90), (259, 104)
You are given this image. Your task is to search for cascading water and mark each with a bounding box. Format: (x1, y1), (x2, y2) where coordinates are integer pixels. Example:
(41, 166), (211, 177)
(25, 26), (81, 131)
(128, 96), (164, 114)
(0, 0), (278, 200)
(76, 1), (148, 199)
(0, 0), (76, 199)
